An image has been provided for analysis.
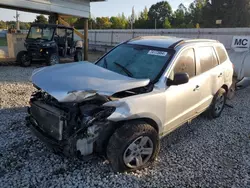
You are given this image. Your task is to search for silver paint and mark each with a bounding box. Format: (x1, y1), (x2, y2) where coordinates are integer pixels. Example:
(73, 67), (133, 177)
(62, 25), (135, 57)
(31, 37), (233, 139)
(31, 62), (150, 102)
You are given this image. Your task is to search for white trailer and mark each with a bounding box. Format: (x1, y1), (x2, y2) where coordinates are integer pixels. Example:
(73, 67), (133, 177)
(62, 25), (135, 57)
(227, 36), (250, 93)
(228, 36), (250, 81)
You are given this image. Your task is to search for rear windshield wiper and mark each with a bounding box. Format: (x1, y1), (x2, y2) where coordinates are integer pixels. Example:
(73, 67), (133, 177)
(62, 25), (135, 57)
(113, 62), (133, 77)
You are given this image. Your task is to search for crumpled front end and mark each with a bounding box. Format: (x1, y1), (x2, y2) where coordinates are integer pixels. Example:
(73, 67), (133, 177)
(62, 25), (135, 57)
(27, 63), (155, 158)
(26, 90), (116, 157)
(30, 62), (150, 103)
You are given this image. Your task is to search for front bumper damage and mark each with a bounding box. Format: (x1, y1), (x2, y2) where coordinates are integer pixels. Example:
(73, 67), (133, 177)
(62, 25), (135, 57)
(25, 98), (115, 158)
(26, 115), (64, 151)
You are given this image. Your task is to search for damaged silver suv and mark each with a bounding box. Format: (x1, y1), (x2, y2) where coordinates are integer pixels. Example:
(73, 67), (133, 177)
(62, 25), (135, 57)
(26, 36), (233, 172)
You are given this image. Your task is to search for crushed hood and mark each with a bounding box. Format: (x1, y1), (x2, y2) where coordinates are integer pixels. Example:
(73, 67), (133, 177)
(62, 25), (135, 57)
(31, 62), (150, 102)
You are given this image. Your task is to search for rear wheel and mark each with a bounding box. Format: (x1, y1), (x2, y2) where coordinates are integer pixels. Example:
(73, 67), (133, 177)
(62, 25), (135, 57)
(227, 77), (237, 99)
(46, 53), (59, 66)
(207, 88), (227, 118)
(74, 49), (83, 62)
(107, 121), (160, 172)
(17, 51), (31, 67)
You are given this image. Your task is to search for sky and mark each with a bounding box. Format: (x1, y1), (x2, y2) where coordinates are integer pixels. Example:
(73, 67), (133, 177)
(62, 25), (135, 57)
(0, 0), (193, 22)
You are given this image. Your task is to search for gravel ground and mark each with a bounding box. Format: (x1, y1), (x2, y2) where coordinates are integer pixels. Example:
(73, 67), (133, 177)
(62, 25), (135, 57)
(0, 66), (250, 188)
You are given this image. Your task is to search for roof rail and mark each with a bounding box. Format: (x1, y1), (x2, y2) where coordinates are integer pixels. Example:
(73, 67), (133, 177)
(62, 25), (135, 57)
(170, 39), (218, 49)
(184, 39), (218, 43)
(168, 40), (184, 49)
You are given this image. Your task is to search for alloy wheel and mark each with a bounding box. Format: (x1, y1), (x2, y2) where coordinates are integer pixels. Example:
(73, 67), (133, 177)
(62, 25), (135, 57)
(123, 136), (154, 169)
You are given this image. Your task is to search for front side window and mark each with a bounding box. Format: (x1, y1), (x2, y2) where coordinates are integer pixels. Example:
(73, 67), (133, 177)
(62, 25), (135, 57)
(197, 47), (219, 73)
(173, 48), (196, 78)
(27, 26), (54, 40)
(96, 44), (173, 81)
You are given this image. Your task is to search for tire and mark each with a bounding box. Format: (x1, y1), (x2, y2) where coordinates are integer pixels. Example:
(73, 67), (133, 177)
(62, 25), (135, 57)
(17, 51), (31, 67)
(227, 77), (237, 99)
(207, 88), (227, 118)
(107, 121), (160, 172)
(74, 49), (83, 62)
(46, 53), (60, 66)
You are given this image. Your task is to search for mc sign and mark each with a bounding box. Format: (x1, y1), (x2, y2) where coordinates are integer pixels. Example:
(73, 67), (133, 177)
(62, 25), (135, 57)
(231, 36), (250, 50)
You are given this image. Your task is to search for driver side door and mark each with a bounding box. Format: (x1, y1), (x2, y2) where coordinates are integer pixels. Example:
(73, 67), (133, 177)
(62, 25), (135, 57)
(163, 48), (201, 134)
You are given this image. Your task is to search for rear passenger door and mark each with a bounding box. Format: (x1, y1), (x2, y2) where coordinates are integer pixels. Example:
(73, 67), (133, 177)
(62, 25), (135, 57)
(195, 46), (223, 111)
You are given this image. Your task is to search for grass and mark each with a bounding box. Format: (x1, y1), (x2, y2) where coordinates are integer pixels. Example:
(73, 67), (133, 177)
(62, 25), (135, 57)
(0, 37), (7, 46)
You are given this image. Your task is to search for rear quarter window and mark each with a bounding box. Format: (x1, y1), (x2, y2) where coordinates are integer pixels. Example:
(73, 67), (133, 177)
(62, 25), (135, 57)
(216, 45), (228, 63)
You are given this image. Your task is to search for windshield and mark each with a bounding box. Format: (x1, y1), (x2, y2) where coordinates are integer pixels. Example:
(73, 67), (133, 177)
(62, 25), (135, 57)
(96, 44), (173, 81)
(27, 26), (55, 40)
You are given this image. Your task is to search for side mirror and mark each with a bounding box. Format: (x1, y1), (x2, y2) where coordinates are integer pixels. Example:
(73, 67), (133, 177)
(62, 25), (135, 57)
(168, 73), (189, 86)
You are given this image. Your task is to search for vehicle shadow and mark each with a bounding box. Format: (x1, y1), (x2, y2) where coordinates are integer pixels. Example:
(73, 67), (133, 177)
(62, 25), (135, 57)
(0, 106), (27, 114)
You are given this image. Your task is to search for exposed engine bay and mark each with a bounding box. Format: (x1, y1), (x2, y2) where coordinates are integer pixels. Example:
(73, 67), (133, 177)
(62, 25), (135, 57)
(26, 62), (155, 158)
(26, 84), (153, 158)
(26, 89), (117, 157)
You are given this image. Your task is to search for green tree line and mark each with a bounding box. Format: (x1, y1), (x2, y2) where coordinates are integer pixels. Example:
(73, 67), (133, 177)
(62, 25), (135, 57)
(73, 0), (250, 29)
(0, 15), (49, 30)
(1, 0), (250, 30)
(0, 20), (31, 30)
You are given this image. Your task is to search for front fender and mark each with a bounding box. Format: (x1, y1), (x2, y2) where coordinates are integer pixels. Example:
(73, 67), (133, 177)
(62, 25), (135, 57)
(104, 100), (164, 133)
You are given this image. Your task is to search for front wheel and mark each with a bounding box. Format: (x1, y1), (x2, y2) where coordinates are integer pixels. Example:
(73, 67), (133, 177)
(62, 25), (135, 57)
(107, 121), (160, 172)
(46, 53), (60, 66)
(207, 88), (227, 118)
(17, 51), (31, 67)
(74, 49), (83, 62)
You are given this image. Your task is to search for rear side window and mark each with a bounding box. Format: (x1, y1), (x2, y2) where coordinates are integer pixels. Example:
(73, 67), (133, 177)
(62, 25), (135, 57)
(216, 45), (228, 63)
(174, 48), (196, 78)
(197, 47), (219, 73)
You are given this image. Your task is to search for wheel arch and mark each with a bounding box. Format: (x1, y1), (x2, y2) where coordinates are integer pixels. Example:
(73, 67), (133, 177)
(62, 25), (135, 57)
(113, 118), (160, 133)
(129, 118), (159, 133)
(95, 117), (160, 154)
(221, 84), (229, 93)
(106, 119), (160, 172)
(76, 47), (83, 50)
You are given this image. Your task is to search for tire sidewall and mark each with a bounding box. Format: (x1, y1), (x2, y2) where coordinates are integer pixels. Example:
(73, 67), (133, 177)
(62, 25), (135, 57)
(17, 51), (31, 67)
(74, 50), (83, 62)
(107, 122), (159, 172)
(47, 53), (59, 66)
(210, 88), (226, 118)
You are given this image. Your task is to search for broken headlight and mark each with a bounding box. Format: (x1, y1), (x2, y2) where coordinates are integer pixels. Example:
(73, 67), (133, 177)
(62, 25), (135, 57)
(82, 106), (116, 125)
(95, 106), (116, 119)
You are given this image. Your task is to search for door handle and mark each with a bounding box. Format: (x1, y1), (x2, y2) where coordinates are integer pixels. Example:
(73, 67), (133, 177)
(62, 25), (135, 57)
(194, 85), (200, 91)
(218, 73), (223, 77)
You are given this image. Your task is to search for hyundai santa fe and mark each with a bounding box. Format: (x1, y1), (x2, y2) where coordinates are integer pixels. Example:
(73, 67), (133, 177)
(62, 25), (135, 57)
(26, 36), (234, 172)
